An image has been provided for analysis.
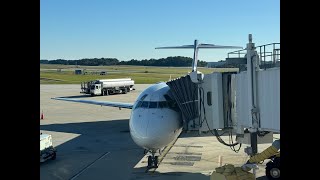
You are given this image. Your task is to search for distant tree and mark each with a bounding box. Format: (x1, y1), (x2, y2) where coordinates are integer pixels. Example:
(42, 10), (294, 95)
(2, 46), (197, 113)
(40, 59), (49, 64)
(40, 56), (208, 67)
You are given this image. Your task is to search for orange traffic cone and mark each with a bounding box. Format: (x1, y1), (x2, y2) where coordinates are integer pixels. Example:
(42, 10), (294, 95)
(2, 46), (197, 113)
(41, 111), (44, 120)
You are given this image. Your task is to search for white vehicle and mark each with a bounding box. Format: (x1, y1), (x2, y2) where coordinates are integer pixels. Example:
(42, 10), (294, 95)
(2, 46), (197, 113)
(54, 40), (240, 168)
(81, 78), (135, 96)
(40, 133), (56, 162)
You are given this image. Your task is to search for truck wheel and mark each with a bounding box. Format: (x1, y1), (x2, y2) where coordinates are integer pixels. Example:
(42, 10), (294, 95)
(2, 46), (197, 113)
(51, 152), (56, 160)
(265, 157), (280, 179)
(123, 88), (127, 94)
(101, 91), (105, 96)
(266, 166), (280, 179)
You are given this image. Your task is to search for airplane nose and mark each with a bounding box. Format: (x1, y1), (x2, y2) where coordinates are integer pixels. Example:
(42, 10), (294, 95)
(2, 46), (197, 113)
(129, 110), (170, 150)
(129, 110), (149, 147)
(130, 131), (167, 151)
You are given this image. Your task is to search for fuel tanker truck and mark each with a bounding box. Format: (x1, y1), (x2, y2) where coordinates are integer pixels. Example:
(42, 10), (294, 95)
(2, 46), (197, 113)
(81, 78), (135, 96)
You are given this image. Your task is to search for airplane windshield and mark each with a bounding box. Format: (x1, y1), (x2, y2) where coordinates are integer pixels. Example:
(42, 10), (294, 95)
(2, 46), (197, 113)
(164, 94), (180, 112)
(149, 102), (157, 108)
(133, 100), (179, 112)
(159, 101), (168, 108)
(141, 101), (149, 108)
(139, 94), (148, 101)
(132, 93), (179, 111)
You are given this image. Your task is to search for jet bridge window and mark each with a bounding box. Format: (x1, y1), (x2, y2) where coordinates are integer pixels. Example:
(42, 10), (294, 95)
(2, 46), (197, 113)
(207, 91), (212, 106)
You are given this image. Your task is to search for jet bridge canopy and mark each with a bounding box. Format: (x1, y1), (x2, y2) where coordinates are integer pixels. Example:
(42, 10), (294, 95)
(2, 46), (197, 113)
(166, 75), (199, 128)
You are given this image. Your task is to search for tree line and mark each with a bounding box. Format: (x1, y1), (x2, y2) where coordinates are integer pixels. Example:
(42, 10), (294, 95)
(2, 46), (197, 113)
(40, 56), (207, 67)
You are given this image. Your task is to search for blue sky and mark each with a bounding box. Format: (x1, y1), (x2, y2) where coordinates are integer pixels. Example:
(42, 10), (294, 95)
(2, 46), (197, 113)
(40, 0), (279, 62)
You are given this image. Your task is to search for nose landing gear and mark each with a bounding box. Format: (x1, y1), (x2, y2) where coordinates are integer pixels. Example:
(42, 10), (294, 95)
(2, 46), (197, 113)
(147, 152), (158, 169)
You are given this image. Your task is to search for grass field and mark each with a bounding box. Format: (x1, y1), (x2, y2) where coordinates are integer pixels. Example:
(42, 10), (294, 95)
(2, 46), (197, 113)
(40, 64), (238, 84)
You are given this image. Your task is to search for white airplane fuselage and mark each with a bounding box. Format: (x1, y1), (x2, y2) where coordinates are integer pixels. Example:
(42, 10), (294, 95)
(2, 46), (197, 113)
(129, 82), (183, 152)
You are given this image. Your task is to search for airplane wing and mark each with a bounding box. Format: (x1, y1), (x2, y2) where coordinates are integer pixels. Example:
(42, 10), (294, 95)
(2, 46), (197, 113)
(52, 97), (134, 109)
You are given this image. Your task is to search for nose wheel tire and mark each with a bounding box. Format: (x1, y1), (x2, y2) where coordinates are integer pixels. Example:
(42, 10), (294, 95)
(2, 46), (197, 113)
(147, 155), (158, 168)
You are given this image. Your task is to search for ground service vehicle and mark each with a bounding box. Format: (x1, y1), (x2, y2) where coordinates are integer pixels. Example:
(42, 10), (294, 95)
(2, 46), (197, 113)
(40, 133), (56, 162)
(81, 78), (135, 96)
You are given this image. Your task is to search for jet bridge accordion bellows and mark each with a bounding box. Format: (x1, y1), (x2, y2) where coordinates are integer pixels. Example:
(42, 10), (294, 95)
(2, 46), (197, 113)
(166, 75), (199, 125)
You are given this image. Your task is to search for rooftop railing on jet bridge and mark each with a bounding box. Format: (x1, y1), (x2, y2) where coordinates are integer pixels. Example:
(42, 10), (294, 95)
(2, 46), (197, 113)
(227, 43), (280, 70)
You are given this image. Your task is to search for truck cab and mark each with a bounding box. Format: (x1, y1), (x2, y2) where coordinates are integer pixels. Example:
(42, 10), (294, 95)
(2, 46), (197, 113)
(90, 84), (102, 96)
(40, 133), (56, 162)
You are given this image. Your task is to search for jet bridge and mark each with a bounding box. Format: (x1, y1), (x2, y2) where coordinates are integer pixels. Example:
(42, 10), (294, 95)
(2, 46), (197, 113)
(166, 34), (280, 155)
(167, 71), (239, 132)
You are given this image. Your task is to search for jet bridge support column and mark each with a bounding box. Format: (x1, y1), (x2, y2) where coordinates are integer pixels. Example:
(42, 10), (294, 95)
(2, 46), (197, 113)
(250, 132), (258, 154)
(246, 34), (260, 155)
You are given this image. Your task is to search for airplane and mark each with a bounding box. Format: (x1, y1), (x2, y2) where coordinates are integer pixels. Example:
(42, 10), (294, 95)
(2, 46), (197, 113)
(53, 40), (242, 169)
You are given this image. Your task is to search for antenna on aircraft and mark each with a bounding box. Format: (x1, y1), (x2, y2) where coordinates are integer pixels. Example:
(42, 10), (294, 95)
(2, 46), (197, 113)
(155, 39), (242, 72)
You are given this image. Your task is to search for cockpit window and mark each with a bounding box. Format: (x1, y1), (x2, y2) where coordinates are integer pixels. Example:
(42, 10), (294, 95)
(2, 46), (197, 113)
(163, 94), (172, 101)
(159, 101), (168, 108)
(132, 97), (179, 111)
(164, 94), (179, 112)
(141, 101), (149, 108)
(149, 102), (157, 108)
(140, 94), (148, 101)
(133, 101), (143, 110)
(168, 101), (179, 111)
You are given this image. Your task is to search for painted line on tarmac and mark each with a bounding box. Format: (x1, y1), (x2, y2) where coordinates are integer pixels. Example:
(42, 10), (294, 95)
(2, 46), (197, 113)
(70, 151), (110, 180)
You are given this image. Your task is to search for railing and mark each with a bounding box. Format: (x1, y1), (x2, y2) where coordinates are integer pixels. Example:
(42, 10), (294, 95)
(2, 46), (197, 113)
(227, 43), (280, 70)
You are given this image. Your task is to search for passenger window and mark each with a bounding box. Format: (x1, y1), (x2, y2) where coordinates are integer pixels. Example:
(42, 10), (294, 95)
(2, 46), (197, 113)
(96, 86), (99, 89)
(141, 101), (149, 108)
(149, 102), (157, 108)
